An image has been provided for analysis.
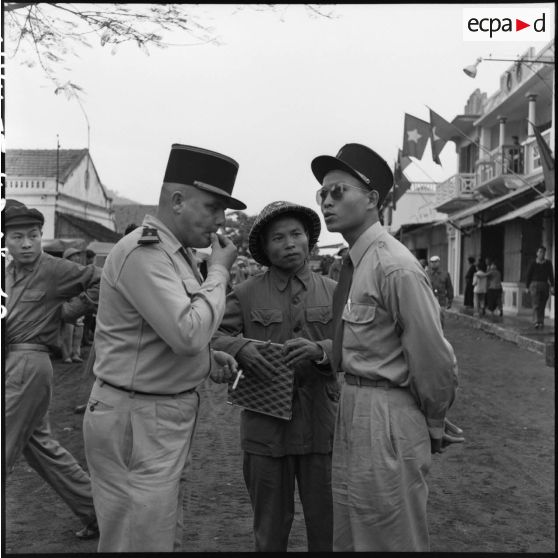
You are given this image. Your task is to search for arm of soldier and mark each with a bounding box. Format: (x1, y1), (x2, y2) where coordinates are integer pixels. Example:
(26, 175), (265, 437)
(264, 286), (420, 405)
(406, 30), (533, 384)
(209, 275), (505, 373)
(385, 268), (458, 446)
(117, 247), (229, 355)
(211, 287), (275, 381)
(54, 259), (101, 321)
(54, 258), (101, 309)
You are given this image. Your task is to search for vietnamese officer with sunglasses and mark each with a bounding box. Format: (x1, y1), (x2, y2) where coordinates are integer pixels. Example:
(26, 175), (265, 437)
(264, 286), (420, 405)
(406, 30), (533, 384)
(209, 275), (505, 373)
(312, 143), (460, 552)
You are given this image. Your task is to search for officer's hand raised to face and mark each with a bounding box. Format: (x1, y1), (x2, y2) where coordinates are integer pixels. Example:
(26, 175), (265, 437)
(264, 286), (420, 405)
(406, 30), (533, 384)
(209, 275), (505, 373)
(209, 233), (238, 271)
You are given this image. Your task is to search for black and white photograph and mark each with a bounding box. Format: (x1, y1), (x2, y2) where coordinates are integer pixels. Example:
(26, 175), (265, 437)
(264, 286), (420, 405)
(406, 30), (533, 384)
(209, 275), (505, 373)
(2, 2), (555, 554)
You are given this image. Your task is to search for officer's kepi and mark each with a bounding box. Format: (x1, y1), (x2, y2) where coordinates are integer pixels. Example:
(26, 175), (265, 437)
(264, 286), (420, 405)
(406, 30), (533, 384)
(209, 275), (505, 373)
(163, 144), (246, 210)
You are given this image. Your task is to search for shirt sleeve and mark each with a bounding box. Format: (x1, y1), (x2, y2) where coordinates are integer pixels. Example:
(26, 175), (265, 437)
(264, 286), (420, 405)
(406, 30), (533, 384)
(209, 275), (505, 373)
(114, 247), (229, 356)
(211, 289), (252, 357)
(384, 268), (458, 440)
(54, 259), (101, 319)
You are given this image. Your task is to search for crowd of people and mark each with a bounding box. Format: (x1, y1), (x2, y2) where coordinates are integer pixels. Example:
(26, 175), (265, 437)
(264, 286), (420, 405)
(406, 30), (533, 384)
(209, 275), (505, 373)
(6, 139), (552, 553)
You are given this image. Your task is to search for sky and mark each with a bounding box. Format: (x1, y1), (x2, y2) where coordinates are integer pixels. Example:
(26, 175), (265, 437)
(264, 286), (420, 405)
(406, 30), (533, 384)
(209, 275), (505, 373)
(5, 3), (555, 247)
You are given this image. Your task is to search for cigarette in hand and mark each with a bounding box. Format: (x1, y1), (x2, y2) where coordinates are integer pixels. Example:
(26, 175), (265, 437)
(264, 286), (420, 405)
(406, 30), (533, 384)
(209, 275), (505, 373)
(232, 369), (244, 390)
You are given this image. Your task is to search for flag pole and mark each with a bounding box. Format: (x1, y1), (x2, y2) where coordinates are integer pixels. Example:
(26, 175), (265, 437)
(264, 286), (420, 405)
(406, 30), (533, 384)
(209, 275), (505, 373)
(425, 105), (550, 203)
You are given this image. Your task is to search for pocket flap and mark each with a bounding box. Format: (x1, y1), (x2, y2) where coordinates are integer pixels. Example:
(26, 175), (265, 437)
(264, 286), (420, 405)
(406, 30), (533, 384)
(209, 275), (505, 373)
(250, 308), (283, 327)
(342, 303), (376, 324)
(21, 289), (46, 302)
(306, 305), (332, 324)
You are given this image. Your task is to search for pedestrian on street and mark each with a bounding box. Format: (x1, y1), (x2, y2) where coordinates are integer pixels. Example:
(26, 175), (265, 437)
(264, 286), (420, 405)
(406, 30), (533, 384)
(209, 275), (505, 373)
(82, 144), (245, 552)
(473, 261), (489, 317)
(526, 246), (555, 329)
(427, 255), (454, 309)
(464, 256), (477, 310)
(212, 201), (339, 552)
(312, 143), (458, 552)
(4, 199), (101, 540)
(486, 261), (503, 318)
(60, 247), (86, 364)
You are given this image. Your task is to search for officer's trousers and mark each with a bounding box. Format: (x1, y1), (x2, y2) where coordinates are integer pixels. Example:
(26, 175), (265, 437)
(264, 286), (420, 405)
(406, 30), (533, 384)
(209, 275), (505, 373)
(83, 380), (200, 552)
(243, 452), (333, 552)
(332, 383), (432, 552)
(4, 348), (96, 526)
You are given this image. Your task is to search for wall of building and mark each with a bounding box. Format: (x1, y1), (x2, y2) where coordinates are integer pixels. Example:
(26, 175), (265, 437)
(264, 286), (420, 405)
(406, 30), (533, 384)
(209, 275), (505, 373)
(59, 157), (109, 209)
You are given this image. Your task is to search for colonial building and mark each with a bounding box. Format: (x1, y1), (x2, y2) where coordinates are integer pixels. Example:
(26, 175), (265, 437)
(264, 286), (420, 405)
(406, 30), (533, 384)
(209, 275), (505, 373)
(392, 41), (554, 318)
(6, 149), (120, 244)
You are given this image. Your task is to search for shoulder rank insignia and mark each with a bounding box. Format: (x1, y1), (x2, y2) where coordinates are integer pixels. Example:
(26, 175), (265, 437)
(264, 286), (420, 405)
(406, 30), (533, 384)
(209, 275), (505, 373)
(137, 226), (160, 245)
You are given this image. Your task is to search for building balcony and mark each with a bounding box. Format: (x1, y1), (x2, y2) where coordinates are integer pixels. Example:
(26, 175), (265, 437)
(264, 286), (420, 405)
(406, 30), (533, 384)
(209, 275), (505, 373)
(434, 173), (476, 213)
(474, 129), (551, 197)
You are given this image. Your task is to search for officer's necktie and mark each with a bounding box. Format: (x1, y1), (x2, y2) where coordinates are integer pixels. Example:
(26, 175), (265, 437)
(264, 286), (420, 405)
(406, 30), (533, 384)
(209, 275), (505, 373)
(331, 255), (354, 373)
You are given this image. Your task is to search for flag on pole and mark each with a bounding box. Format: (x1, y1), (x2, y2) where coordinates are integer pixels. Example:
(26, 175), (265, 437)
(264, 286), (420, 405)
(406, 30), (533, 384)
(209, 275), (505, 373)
(529, 120), (554, 193)
(392, 157), (412, 205)
(402, 113), (431, 160)
(398, 149), (412, 171)
(429, 108), (456, 165)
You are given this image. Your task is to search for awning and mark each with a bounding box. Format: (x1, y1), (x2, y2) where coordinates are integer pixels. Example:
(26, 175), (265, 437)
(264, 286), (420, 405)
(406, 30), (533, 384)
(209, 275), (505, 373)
(484, 194), (554, 226)
(448, 184), (540, 222)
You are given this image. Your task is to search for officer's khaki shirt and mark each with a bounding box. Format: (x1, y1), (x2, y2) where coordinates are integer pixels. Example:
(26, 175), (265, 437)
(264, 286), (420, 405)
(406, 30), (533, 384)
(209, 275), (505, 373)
(93, 214), (229, 394)
(342, 222), (458, 439)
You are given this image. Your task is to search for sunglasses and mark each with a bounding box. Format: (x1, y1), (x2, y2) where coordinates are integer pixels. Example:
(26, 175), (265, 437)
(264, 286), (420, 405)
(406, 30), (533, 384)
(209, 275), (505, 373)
(315, 183), (370, 205)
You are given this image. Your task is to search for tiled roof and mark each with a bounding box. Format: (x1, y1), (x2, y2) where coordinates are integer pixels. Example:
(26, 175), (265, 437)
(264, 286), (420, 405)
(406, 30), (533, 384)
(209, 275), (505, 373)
(57, 212), (122, 243)
(6, 149), (88, 182)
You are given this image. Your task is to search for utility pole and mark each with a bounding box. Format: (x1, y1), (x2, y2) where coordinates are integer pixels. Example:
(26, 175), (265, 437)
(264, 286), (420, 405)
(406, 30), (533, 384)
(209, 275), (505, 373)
(56, 135), (60, 195)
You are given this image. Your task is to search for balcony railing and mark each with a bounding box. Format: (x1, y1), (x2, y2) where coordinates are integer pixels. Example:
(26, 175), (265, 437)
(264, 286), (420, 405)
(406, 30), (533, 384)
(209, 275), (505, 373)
(476, 144), (525, 185)
(435, 173), (476, 206)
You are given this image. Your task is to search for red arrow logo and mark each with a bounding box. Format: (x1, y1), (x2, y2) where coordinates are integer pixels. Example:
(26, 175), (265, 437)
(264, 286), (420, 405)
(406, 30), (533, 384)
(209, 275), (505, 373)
(516, 19), (530, 31)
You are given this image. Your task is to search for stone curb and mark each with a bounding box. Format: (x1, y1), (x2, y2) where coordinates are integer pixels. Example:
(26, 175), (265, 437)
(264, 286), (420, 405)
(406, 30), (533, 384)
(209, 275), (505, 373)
(442, 309), (550, 357)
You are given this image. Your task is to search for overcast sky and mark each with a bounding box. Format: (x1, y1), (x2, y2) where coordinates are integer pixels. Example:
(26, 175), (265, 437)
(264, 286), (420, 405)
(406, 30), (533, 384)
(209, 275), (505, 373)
(6, 3), (555, 246)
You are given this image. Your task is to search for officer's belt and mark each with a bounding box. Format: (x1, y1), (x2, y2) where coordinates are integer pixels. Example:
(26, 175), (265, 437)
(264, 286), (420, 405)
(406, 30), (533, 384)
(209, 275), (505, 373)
(8, 343), (50, 353)
(344, 373), (397, 389)
(97, 378), (196, 398)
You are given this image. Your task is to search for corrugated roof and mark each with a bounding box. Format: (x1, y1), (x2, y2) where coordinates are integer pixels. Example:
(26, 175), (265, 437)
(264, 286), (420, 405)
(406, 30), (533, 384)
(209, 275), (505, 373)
(57, 212), (122, 243)
(6, 149), (88, 182)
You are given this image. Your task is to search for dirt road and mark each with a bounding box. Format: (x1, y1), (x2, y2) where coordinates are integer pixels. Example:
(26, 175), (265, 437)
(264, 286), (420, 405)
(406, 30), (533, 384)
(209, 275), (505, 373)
(3, 320), (555, 553)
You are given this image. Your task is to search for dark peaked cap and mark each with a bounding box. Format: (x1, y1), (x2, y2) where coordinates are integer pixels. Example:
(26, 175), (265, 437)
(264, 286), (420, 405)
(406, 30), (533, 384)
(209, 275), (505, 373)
(311, 143), (394, 204)
(4, 199), (45, 227)
(163, 144), (246, 210)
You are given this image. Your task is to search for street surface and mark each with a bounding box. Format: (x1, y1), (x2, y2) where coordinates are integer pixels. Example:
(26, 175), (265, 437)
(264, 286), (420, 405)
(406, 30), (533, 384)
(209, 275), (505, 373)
(3, 320), (555, 553)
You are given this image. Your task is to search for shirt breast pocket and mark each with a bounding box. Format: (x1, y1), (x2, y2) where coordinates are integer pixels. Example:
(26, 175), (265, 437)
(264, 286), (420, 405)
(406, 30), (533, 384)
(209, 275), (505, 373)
(20, 289), (46, 303)
(342, 303), (376, 348)
(249, 308), (283, 336)
(305, 305), (333, 337)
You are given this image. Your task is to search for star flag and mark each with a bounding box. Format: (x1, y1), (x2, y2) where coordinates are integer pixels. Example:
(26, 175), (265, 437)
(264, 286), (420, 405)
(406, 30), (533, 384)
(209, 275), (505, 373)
(429, 108), (456, 165)
(529, 120), (555, 192)
(402, 113), (431, 160)
(392, 157), (412, 205)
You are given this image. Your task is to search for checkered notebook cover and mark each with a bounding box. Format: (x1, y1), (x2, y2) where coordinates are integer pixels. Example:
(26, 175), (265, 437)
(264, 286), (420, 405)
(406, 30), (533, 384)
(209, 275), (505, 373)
(227, 341), (295, 420)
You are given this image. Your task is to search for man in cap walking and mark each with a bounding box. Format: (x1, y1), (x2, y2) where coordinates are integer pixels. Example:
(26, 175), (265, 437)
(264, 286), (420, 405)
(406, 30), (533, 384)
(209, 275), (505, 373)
(4, 199), (100, 540)
(212, 201), (339, 551)
(427, 255), (454, 310)
(83, 144), (244, 552)
(311, 143), (459, 551)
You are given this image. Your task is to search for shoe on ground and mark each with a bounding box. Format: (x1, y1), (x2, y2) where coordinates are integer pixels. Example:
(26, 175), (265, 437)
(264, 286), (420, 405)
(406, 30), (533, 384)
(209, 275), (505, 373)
(74, 404), (87, 414)
(75, 519), (99, 540)
(72, 356), (84, 363)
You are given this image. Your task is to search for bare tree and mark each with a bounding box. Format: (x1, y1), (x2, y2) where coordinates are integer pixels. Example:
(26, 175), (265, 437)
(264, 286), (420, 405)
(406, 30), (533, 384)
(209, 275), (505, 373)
(5, 3), (335, 96)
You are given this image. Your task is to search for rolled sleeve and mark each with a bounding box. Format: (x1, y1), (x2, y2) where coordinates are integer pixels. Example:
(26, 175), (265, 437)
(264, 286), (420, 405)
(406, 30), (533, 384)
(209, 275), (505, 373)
(386, 268), (458, 439)
(115, 248), (227, 355)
